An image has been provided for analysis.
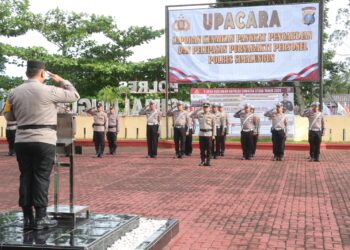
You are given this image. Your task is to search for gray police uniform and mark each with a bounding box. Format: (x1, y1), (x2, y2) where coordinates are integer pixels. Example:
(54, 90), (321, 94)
(191, 108), (216, 166)
(210, 110), (225, 159)
(219, 111), (229, 156)
(139, 108), (162, 158)
(234, 110), (259, 160)
(264, 110), (288, 160)
(167, 108), (190, 158)
(4, 79), (79, 212)
(5, 120), (17, 156)
(87, 109), (108, 157)
(185, 111), (196, 156)
(301, 110), (325, 161)
(107, 111), (119, 155)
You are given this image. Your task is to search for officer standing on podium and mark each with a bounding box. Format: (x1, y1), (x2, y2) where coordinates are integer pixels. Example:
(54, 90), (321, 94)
(139, 100), (162, 158)
(301, 101), (325, 162)
(234, 103), (259, 160)
(167, 101), (190, 159)
(87, 102), (108, 158)
(4, 60), (80, 230)
(191, 102), (216, 166)
(264, 102), (288, 161)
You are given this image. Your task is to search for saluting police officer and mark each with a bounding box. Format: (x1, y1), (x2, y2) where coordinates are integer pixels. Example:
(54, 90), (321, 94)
(5, 119), (17, 156)
(4, 60), (80, 230)
(301, 102), (325, 162)
(167, 101), (190, 159)
(218, 103), (229, 157)
(251, 105), (260, 157)
(184, 103), (195, 156)
(107, 106), (119, 155)
(87, 103), (108, 158)
(139, 100), (162, 158)
(234, 103), (259, 160)
(264, 102), (288, 161)
(191, 102), (216, 166)
(210, 103), (225, 159)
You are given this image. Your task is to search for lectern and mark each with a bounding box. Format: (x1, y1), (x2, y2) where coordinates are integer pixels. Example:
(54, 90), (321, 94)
(47, 113), (89, 227)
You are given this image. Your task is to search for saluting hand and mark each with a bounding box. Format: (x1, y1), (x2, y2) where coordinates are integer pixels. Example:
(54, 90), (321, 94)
(48, 72), (65, 84)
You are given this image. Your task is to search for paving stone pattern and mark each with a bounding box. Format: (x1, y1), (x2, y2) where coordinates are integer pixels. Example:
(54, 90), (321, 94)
(0, 145), (349, 249)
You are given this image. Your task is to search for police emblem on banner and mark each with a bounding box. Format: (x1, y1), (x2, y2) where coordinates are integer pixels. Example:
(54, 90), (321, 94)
(172, 15), (190, 31)
(302, 7), (316, 25)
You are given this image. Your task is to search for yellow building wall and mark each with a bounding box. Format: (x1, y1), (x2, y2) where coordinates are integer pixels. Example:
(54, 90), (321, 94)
(0, 115), (349, 142)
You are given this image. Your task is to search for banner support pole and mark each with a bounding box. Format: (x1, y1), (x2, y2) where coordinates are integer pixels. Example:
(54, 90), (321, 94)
(165, 5), (170, 140)
(318, 0), (324, 110)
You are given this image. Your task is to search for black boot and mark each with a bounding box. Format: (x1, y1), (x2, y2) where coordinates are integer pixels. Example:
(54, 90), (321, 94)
(22, 206), (34, 230)
(34, 207), (57, 230)
(204, 158), (211, 166)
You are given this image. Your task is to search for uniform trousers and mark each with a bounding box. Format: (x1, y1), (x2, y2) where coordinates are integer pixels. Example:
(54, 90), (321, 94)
(185, 129), (193, 155)
(272, 129), (286, 158)
(15, 142), (55, 209)
(241, 130), (254, 159)
(173, 126), (186, 156)
(93, 131), (105, 155)
(6, 129), (16, 154)
(147, 125), (159, 157)
(309, 130), (322, 159)
(252, 134), (258, 156)
(199, 136), (212, 163)
(106, 132), (117, 154)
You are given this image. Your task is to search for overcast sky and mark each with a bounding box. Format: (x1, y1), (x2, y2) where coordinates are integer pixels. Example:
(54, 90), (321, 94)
(1, 0), (349, 77)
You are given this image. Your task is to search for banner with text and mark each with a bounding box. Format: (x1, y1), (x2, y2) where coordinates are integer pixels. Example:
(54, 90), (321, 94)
(190, 87), (295, 137)
(169, 3), (319, 83)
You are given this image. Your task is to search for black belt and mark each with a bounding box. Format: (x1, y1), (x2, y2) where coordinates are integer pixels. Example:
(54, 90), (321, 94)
(18, 125), (57, 130)
(108, 126), (117, 128)
(93, 123), (105, 127)
(200, 129), (211, 132)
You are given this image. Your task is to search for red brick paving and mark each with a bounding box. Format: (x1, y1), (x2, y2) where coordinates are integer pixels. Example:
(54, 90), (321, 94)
(0, 145), (349, 249)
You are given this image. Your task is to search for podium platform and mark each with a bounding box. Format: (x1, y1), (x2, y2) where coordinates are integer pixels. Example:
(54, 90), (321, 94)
(0, 211), (179, 250)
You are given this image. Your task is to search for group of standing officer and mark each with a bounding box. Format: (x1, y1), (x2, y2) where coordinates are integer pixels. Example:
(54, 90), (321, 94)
(87, 104), (120, 157)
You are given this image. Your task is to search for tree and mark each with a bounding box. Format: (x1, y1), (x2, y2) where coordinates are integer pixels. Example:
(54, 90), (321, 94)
(0, 1), (165, 98)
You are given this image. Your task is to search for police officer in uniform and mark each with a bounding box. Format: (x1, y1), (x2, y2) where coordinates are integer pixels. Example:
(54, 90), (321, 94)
(167, 101), (190, 159)
(184, 103), (195, 156)
(301, 101), (325, 162)
(87, 103), (108, 158)
(234, 103), (259, 160)
(4, 60), (80, 230)
(191, 102), (216, 166)
(264, 103), (288, 161)
(107, 106), (119, 155)
(218, 103), (229, 157)
(210, 103), (225, 159)
(5, 120), (17, 156)
(251, 105), (260, 157)
(139, 100), (162, 158)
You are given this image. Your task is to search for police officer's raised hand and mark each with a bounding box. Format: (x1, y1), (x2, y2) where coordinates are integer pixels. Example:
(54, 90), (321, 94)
(48, 72), (65, 84)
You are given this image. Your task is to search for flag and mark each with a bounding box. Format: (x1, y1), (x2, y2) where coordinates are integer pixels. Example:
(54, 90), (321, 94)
(322, 104), (331, 115)
(337, 102), (346, 116)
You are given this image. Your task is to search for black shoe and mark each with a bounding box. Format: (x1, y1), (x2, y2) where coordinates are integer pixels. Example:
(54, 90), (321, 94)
(33, 216), (58, 230)
(22, 207), (34, 230)
(273, 156), (278, 161)
(314, 157), (320, 162)
(309, 158), (314, 162)
(241, 157), (246, 160)
(220, 152), (224, 156)
(178, 155), (183, 159)
(213, 155), (218, 159)
(199, 161), (205, 166)
(98, 154), (103, 158)
(247, 157), (253, 160)
(279, 157), (284, 161)
(204, 161), (211, 166)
